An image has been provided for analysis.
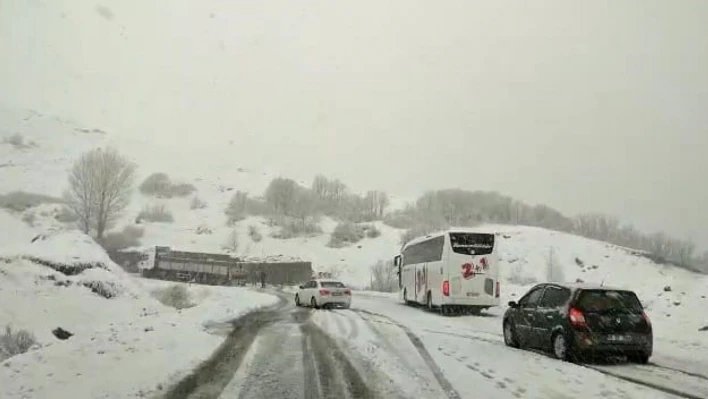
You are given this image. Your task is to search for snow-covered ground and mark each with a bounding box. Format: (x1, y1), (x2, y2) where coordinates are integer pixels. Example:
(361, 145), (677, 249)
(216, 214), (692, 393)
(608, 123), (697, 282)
(308, 294), (708, 399)
(0, 210), (278, 399)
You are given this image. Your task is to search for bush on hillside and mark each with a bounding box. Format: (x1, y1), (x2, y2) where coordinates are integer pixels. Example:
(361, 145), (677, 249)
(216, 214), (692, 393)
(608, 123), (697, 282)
(365, 224), (381, 238)
(2, 133), (36, 149)
(327, 222), (366, 248)
(0, 325), (37, 361)
(152, 285), (194, 309)
(55, 206), (79, 223)
(99, 225), (144, 251)
(190, 196), (207, 210)
(383, 211), (417, 229)
(270, 216), (322, 239)
(195, 225), (213, 235)
(21, 211), (36, 226)
(137, 204), (174, 223)
(0, 191), (63, 212)
(139, 172), (196, 198)
(248, 225), (262, 242)
(224, 191), (269, 226)
(399, 223), (448, 246)
(80, 280), (121, 299)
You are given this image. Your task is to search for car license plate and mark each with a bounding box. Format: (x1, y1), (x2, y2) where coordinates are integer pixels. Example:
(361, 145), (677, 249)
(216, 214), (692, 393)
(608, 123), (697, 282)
(332, 292), (342, 296)
(606, 334), (631, 342)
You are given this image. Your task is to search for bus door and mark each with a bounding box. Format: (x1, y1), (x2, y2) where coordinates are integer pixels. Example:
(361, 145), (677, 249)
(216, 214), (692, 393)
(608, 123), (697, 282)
(394, 255), (402, 289)
(415, 263), (428, 303)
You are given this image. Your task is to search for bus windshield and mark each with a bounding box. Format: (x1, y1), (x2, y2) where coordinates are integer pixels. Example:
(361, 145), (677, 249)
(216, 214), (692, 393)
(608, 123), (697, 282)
(449, 233), (495, 255)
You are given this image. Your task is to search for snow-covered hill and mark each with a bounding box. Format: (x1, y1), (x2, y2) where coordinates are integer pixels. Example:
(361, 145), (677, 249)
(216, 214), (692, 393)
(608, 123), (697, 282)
(0, 209), (278, 398)
(2, 105), (707, 328)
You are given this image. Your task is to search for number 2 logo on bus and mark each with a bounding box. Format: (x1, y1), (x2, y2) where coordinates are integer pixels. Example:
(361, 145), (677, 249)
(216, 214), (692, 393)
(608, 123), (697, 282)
(461, 258), (488, 280)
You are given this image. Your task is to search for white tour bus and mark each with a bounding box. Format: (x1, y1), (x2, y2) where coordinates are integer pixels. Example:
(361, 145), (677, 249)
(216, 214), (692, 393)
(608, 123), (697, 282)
(394, 229), (500, 314)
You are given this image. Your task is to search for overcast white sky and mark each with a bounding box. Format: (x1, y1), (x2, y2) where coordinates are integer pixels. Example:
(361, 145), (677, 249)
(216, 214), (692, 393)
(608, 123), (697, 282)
(1, 0), (707, 246)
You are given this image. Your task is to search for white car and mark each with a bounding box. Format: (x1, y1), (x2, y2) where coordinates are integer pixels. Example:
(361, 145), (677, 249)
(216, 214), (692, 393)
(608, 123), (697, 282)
(295, 279), (352, 309)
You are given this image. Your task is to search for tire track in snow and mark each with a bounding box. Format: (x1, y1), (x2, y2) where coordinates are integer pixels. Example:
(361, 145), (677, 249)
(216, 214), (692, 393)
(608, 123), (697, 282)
(583, 365), (705, 399)
(352, 309), (461, 399)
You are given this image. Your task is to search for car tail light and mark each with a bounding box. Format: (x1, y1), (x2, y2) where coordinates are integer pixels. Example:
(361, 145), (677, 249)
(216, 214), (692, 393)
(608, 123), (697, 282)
(642, 311), (651, 327)
(442, 280), (450, 296)
(568, 307), (586, 328)
(344, 289), (351, 295)
(319, 289), (330, 296)
(495, 281), (500, 298)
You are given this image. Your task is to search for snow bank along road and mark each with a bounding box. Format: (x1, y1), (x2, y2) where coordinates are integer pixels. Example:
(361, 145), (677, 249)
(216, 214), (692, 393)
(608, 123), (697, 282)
(162, 290), (708, 399)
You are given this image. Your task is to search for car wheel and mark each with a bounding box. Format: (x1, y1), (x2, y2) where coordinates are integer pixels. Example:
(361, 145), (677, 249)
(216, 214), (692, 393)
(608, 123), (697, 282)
(503, 321), (520, 348)
(310, 296), (319, 309)
(628, 352), (650, 364)
(552, 332), (572, 361)
(294, 294), (301, 307)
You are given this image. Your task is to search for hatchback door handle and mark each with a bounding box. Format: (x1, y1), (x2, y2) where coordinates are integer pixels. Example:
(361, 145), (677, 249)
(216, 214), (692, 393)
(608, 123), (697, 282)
(546, 315), (553, 319)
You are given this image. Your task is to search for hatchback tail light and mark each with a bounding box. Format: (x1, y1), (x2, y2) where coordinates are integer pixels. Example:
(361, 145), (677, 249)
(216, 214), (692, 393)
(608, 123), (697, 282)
(568, 307), (587, 328)
(344, 289), (352, 296)
(319, 289), (330, 296)
(495, 281), (500, 298)
(442, 280), (450, 296)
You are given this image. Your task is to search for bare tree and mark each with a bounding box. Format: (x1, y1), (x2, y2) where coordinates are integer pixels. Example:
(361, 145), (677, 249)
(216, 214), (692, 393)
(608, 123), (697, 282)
(63, 148), (136, 238)
(264, 177), (298, 215)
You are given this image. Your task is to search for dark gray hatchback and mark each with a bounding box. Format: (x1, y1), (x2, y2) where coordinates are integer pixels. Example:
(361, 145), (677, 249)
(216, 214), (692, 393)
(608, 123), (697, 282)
(502, 282), (653, 363)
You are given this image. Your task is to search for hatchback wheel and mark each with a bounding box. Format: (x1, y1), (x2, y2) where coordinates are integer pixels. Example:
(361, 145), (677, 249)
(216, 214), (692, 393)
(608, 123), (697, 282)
(310, 296), (319, 309)
(552, 332), (571, 361)
(294, 294), (301, 307)
(503, 321), (519, 348)
(628, 352), (650, 364)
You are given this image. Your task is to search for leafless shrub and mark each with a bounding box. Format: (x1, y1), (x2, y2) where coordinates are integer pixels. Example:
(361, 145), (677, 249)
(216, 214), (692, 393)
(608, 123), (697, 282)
(270, 216), (322, 239)
(137, 204), (174, 223)
(367, 260), (397, 292)
(152, 284), (194, 309)
(55, 206), (79, 223)
(98, 225), (144, 251)
(2, 133), (36, 149)
(0, 325), (37, 361)
(190, 196), (207, 210)
(139, 172), (195, 198)
(248, 225), (262, 242)
(328, 222), (365, 248)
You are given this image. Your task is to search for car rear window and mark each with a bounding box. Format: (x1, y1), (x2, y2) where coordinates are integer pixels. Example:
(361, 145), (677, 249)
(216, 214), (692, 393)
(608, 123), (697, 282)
(575, 290), (643, 313)
(320, 281), (345, 288)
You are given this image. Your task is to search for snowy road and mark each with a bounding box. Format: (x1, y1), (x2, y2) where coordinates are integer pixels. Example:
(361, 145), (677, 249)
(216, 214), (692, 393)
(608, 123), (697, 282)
(162, 290), (708, 399)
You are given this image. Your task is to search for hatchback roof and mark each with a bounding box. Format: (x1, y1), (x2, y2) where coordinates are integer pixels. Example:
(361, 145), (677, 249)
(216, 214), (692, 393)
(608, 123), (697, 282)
(542, 282), (630, 292)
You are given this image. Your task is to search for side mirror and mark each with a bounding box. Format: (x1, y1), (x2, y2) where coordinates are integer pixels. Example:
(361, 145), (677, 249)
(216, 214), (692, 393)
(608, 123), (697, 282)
(393, 255), (401, 267)
(507, 301), (518, 308)
(298, 285), (304, 289)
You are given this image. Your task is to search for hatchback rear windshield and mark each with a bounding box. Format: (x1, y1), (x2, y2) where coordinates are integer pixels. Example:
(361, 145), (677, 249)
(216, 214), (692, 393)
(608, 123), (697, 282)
(449, 233), (494, 255)
(320, 281), (345, 288)
(576, 290), (643, 313)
